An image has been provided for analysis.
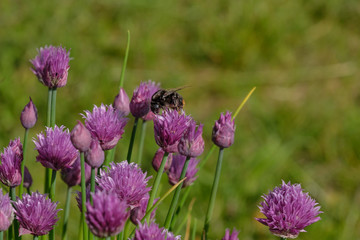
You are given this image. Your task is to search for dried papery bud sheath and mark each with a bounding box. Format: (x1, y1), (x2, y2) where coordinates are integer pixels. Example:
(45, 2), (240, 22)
(222, 228), (240, 240)
(30, 45), (71, 88)
(23, 166), (33, 189)
(130, 82), (151, 118)
(152, 148), (173, 172)
(212, 111), (235, 148)
(256, 180), (322, 239)
(141, 80), (161, 121)
(0, 189), (14, 231)
(70, 120), (92, 152)
(0, 138), (23, 187)
(134, 221), (181, 240)
(178, 120), (205, 157)
(13, 192), (61, 236)
(86, 191), (129, 238)
(61, 156), (92, 187)
(113, 87), (130, 116)
(84, 139), (105, 168)
(167, 154), (199, 188)
(20, 97), (38, 129)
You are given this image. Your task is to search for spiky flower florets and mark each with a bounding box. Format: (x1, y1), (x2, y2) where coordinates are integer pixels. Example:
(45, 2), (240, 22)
(256, 181), (322, 239)
(0, 138), (23, 187)
(167, 154), (199, 188)
(130, 81), (151, 118)
(222, 228), (240, 240)
(60, 156), (91, 187)
(13, 192), (61, 236)
(212, 111), (235, 148)
(133, 221), (181, 240)
(141, 80), (161, 121)
(82, 104), (128, 150)
(96, 161), (151, 208)
(33, 125), (79, 171)
(0, 189), (14, 231)
(178, 120), (204, 157)
(30, 45), (71, 88)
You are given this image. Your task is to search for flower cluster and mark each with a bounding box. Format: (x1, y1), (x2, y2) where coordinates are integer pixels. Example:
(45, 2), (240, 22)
(0, 189), (14, 231)
(0, 138), (23, 187)
(167, 154), (200, 188)
(133, 222), (180, 240)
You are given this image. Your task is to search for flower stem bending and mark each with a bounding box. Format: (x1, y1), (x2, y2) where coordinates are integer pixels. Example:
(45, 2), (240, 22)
(126, 117), (139, 163)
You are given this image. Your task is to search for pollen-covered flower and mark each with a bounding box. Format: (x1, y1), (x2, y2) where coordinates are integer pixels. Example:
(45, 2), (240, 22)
(60, 156), (91, 187)
(212, 112), (235, 148)
(113, 88), (130, 116)
(33, 125), (79, 171)
(13, 192), (61, 236)
(20, 97), (38, 129)
(0, 189), (14, 231)
(167, 154), (199, 188)
(130, 81), (151, 118)
(178, 120), (204, 157)
(154, 109), (191, 153)
(0, 138), (23, 187)
(222, 228), (239, 240)
(141, 80), (161, 121)
(133, 221), (180, 240)
(82, 104), (128, 150)
(152, 148), (173, 172)
(30, 45), (71, 88)
(97, 161), (151, 208)
(256, 181), (322, 239)
(86, 191), (129, 238)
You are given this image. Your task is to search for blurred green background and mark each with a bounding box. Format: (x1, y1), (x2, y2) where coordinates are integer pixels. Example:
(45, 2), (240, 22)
(1, 0), (360, 239)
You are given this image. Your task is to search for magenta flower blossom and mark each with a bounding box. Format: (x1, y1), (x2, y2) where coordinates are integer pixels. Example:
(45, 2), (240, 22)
(34, 125), (79, 171)
(178, 120), (204, 157)
(167, 154), (199, 188)
(212, 112), (235, 148)
(256, 181), (322, 239)
(86, 191), (129, 238)
(70, 120), (92, 152)
(222, 228), (239, 240)
(0, 138), (23, 187)
(133, 221), (180, 240)
(142, 80), (161, 121)
(20, 97), (38, 129)
(130, 81), (152, 118)
(30, 45), (71, 88)
(82, 104), (128, 150)
(76, 186), (92, 212)
(13, 192), (61, 236)
(130, 193), (158, 225)
(97, 161), (151, 208)
(152, 148), (173, 172)
(0, 189), (14, 231)
(84, 139), (105, 168)
(60, 156), (92, 187)
(23, 166), (33, 189)
(113, 87), (130, 116)
(154, 109), (192, 153)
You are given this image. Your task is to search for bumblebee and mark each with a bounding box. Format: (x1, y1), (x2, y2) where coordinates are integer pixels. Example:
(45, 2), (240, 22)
(151, 87), (186, 114)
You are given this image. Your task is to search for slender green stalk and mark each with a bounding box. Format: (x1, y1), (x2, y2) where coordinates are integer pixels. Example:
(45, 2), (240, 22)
(170, 186), (191, 231)
(27, 188), (31, 194)
(78, 215), (82, 240)
(10, 187), (19, 240)
(61, 186), (72, 240)
(50, 88), (57, 127)
(137, 120), (147, 165)
(103, 148), (116, 167)
(203, 148), (224, 240)
(44, 89), (53, 194)
(90, 168), (96, 204)
(122, 220), (130, 240)
(191, 218), (197, 240)
(117, 232), (123, 240)
(0, 231), (3, 240)
(80, 152), (87, 240)
(164, 156), (191, 228)
(19, 128), (29, 197)
(33, 236), (39, 240)
(105, 237), (111, 240)
(146, 152), (169, 221)
(49, 170), (57, 240)
(119, 31), (130, 89)
(7, 226), (12, 240)
(126, 117), (139, 163)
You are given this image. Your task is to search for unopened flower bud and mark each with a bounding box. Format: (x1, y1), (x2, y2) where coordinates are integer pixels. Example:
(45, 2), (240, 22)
(130, 82), (151, 118)
(20, 97), (38, 129)
(85, 139), (105, 168)
(152, 148), (173, 172)
(178, 121), (204, 157)
(113, 88), (130, 116)
(23, 167), (33, 189)
(212, 111), (235, 148)
(71, 120), (92, 152)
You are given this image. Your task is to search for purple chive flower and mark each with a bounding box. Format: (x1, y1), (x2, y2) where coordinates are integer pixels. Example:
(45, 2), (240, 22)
(130, 81), (151, 118)
(256, 181), (322, 239)
(154, 109), (192, 153)
(60, 156), (91, 187)
(13, 192), (61, 236)
(130, 194), (158, 225)
(133, 221), (180, 240)
(70, 120), (92, 152)
(97, 161), (151, 208)
(82, 104), (128, 150)
(178, 120), (204, 157)
(167, 154), (199, 188)
(152, 148), (173, 172)
(30, 46), (71, 88)
(212, 111), (235, 148)
(84, 139), (105, 168)
(113, 87), (130, 116)
(76, 186), (92, 212)
(0, 189), (14, 231)
(23, 167), (33, 189)
(0, 138), (23, 187)
(33, 125), (79, 171)
(86, 191), (129, 238)
(141, 80), (161, 121)
(222, 228), (240, 240)
(20, 97), (38, 129)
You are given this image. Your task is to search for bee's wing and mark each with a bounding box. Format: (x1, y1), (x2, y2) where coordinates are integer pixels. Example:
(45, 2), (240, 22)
(163, 86), (189, 97)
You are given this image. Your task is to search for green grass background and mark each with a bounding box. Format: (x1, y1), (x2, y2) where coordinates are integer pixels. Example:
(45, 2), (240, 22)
(1, 0), (360, 239)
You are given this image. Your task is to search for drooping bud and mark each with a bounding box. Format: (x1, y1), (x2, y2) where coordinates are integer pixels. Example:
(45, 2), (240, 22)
(212, 111), (235, 148)
(23, 167), (33, 190)
(70, 120), (92, 152)
(85, 139), (105, 168)
(113, 88), (130, 116)
(20, 97), (38, 129)
(152, 148), (173, 172)
(130, 82), (151, 118)
(178, 120), (204, 157)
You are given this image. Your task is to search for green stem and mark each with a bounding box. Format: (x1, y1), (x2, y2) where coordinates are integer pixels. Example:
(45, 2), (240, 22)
(49, 170), (57, 240)
(50, 88), (57, 127)
(0, 231), (3, 240)
(126, 117), (139, 163)
(103, 147), (116, 167)
(164, 156), (191, 228)
(105, 237), (111, 240)
(137, 120), (147, 165)
(119, 31), (130, 89)
(33, 236), (39, 240)
(44, 89), (53, 194)
(90, 168), (96, 204)
(146, 152), (169, 221)
(19, 128), (29, 197)
(170, 186), (191, 231)
(61, 186), (72, 240)
(122, 220), (130, 240)
(191, 218), (197, 240)
(80, 152), (87, 240)
(203, 148), (224, 240)
(7, 226), (12, 240)
(10, 187), (20, 240)
(117, 232), (122, 240)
